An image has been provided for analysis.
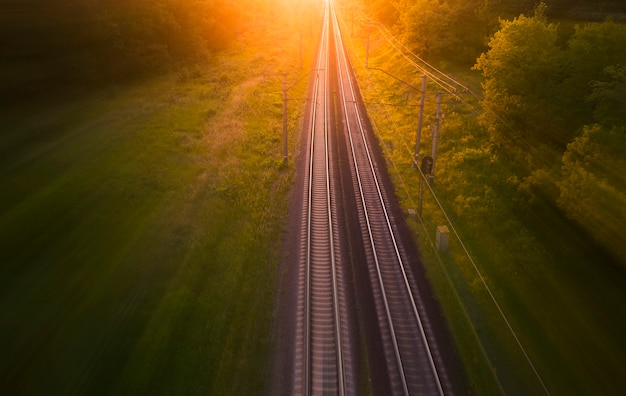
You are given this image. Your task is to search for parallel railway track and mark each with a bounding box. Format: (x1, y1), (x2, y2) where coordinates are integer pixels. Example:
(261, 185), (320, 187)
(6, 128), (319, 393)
(293, 1), (449, 394)
(330, 4), (445, 394)
(296, 3), (350, 395)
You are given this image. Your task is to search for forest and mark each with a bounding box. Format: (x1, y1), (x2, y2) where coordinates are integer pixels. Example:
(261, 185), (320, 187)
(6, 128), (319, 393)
(0, 0), (278, 103)
(364, 0), (626, 266)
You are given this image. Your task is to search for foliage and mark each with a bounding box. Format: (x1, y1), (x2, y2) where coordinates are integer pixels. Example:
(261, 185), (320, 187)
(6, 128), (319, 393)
(561, 21), (626, 126)
(435, 114), (512, 220)
(397, 0), (491, 63)
(474, 4), (567, 150)
(363, 0), (626, 67)
(558, 124), (626, 263)
(0, 1), (316, 393)
(480, 0), (537, 18)
(471, 5), (626, 261)
(588, 65), (626, 126)
(365, 0), (400, 25)
(471, 6), (626, 143)
(347, 14), (626, 392)
(0, 0), (277, 101)
(351, 0), (626, 392)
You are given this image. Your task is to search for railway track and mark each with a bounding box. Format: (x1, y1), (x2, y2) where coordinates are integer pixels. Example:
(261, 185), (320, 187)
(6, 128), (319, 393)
(329, 4), (445, 394)
(294, 3), (351, 395)
(291, 1), (450, 395)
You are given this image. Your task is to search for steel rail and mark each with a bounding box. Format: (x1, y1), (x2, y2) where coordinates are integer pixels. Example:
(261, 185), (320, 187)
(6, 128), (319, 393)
(302, 2), (346, 394)
(323, 4), (346, 394)
(329, 2), (445, 395)
(329, 6), (407, 394)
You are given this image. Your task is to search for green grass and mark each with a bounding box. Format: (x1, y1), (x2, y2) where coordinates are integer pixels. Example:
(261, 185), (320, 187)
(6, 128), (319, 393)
(0, 7), (318, 393)
(342, 16), (626, 396)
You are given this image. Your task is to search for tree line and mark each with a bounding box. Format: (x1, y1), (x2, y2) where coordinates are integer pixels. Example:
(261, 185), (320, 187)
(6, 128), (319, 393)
(367, 0), (626, 63)
(363, 0), (626, 264)
(0, 0), (280, 102)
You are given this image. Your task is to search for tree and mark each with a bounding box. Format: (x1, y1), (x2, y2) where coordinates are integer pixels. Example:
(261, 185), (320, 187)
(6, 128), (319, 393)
(367, 0), (400, 25)
(1, 0), (275, 99)
(482, 0), (537, 17)
(558, 124), (626, 265)
(562, 21), (626, 127)
(397, 0), (489, 63)
(473, 3), (566, 152)
(588, 65), (626, 126)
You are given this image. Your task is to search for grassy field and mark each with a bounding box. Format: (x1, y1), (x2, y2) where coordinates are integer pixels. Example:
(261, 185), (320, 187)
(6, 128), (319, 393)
(0, 6), (319, 394)
(341, 15), (626, 396)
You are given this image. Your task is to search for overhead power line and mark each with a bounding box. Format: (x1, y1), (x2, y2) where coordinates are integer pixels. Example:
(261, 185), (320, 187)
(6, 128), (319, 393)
(340, 10), (552, 395)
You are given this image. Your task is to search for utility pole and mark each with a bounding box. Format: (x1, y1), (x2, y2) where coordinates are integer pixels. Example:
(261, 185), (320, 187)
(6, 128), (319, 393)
(419, 156), (433, 217)
(414, 74), (427, 168)
(282, 73), (288, 163)
(430, 91), (442, 183)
